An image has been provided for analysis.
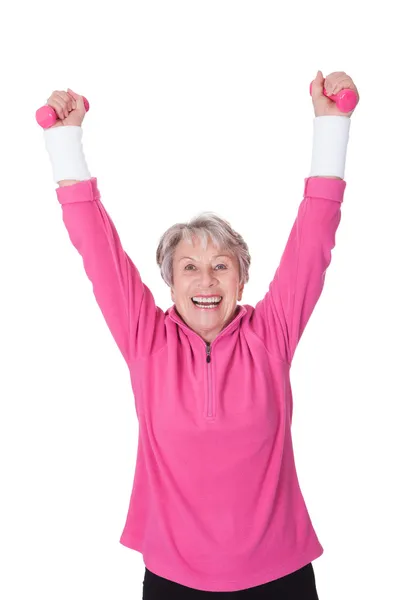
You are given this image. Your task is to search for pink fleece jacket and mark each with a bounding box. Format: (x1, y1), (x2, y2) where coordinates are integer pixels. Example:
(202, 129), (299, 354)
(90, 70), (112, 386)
(55, 175), (346, 592)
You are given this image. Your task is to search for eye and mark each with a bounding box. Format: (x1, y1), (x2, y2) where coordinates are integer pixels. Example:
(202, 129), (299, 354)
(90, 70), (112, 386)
(215, 264), (227, 270)
(184, 264), (196, 270)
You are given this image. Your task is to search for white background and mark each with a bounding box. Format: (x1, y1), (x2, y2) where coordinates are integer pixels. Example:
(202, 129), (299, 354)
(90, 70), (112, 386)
(1, 1), (399, 598)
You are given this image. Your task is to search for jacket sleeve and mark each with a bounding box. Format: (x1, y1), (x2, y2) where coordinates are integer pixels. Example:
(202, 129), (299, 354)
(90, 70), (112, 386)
(55, 177), (166, 364)
(250, 176), (346, 366)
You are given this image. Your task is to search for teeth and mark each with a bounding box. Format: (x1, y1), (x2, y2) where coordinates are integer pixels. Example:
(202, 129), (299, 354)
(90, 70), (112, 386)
(193, 303), (220, 309)
(192, 296), (222, 304)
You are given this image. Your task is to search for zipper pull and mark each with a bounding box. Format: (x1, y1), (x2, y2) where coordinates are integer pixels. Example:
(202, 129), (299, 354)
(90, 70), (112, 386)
(206, 343), (211, 363)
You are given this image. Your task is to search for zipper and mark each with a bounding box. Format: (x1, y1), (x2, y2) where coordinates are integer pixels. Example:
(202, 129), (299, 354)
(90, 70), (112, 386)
(205, 342), (213, 417)
(206, 342), (211, 363)
(167, 306), (247, 420)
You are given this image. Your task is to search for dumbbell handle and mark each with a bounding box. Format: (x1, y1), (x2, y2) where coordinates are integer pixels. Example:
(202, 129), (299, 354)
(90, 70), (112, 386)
(309, 82), (357, 113)
(36, 96), (90, 129)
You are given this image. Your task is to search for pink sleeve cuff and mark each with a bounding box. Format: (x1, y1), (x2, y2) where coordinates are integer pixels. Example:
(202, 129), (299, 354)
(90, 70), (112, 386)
(56, 177), (100, 205)
(304, 176), (347, 203)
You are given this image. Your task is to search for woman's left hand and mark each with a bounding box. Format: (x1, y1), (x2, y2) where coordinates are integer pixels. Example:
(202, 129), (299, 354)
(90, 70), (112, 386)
(311, 71), (359, 118)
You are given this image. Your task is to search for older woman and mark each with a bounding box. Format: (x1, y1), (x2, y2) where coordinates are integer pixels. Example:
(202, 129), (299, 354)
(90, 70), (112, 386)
(43, 70), (358, 599)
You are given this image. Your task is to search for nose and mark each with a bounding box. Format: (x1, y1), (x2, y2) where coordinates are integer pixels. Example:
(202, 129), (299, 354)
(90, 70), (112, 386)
(197, 268), (218, 288)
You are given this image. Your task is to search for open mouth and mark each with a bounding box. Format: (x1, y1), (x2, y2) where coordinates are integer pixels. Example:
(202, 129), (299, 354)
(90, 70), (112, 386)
(191, 296), (223, 309)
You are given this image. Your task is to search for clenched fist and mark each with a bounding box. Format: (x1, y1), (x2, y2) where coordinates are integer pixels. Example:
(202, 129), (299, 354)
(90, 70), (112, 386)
(46, 88), (87, 128)
(311, 71), (359, 118)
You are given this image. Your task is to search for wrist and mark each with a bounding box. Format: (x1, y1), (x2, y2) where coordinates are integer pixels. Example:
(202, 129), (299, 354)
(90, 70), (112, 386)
(58, 180), (82, 186)
(43, 126), (91, 184)
(309, 116), (350, 179)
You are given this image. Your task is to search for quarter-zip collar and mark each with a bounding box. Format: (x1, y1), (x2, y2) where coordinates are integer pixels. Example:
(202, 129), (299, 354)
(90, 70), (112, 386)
(167, 304), (247, 349)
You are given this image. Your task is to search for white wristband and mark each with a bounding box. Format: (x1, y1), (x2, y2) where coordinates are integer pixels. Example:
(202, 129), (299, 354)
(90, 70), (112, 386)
(309, 116), (351, 179)
(43, 125), (91, 184)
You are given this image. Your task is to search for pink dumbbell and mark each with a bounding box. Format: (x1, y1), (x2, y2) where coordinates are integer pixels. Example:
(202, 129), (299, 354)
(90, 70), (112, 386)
(36, 95), (90, 129)
(309, 81), (358, 113)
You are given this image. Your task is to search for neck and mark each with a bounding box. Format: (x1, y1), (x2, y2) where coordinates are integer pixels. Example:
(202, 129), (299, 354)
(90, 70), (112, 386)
(175, 306), (241, 344)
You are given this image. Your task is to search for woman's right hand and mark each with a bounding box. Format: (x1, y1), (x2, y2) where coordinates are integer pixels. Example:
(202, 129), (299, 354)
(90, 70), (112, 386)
(46, 88), (87, 128)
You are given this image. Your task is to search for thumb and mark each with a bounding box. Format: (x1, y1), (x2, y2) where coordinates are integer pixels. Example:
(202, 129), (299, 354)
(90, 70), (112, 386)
(311, 70), (324, 100)
(67, 88), (86, 113)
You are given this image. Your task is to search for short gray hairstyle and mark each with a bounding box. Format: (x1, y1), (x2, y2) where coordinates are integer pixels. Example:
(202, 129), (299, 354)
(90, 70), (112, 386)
(156, 212), (251, 287)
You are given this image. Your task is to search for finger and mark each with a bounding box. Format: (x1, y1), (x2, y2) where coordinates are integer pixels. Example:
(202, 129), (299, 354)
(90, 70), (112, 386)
(325, 71), (347, 84)
(65, 89), (77, 110)
(324, 72), (348, 94)
(328, 71), (347, 78)
(64, 91), (76, 110)
(331, 76), (354, 95)
(67, 88), (79, 100)
(48, 98), (65, 121)
(54, 91), (73, 118)
(66, 89), (81, 109)
(54, 91), (74, 117)
(63, 91), (76, 112)
(311, 70), (325, 99)
(52, 93), (68, 119)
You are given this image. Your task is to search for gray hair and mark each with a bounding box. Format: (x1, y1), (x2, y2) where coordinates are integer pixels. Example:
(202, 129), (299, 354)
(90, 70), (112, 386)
(156, 212), (251, 287)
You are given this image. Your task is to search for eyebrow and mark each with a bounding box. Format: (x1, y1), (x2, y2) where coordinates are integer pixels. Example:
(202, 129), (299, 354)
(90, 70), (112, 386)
(178, 254), (232, 262)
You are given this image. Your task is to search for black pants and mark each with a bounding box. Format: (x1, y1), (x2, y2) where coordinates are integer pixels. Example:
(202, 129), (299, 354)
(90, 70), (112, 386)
(142, 563), (319, 599)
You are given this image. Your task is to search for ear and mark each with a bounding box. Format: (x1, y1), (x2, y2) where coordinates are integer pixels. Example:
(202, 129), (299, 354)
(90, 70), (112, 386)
(238, 282), (244, 302)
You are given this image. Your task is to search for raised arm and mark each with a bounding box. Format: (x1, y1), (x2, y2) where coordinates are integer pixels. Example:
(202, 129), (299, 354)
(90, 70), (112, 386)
(43, 124), (166, 365)
(250, 71), (359, 365)
(251, 170), (347, 365)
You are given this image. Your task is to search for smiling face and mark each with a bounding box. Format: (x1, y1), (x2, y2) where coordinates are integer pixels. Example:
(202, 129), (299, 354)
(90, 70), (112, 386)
(170, 235), (244, 343)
